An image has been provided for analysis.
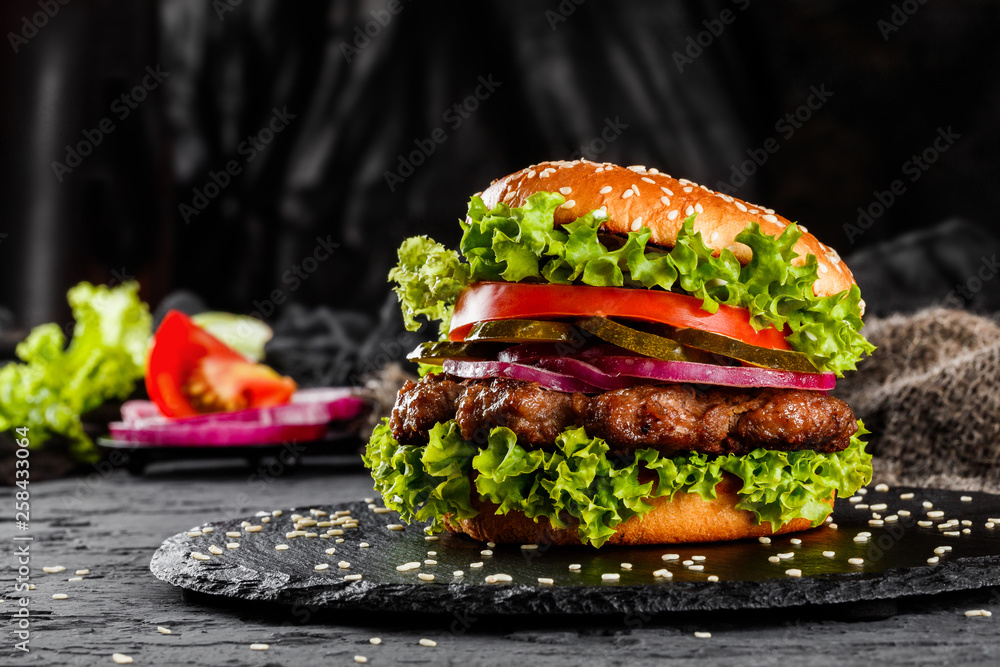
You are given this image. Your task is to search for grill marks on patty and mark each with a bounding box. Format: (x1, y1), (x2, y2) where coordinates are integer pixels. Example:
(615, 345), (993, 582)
(390, 374), (858, 456)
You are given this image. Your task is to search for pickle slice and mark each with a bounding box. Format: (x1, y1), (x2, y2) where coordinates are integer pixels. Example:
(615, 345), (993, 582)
(672, 328), (818, 372)
(574, 317), (699, 362)
(406, 341), (504, 365)
(465, 319), (582, 343)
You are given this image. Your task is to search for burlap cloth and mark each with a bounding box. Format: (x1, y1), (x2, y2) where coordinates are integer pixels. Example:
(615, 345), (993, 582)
(834, 307), (1000, 492)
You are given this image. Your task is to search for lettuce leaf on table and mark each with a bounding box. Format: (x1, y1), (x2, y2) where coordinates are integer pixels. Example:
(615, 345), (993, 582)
(364, 418), (872, 547)
(389, 192), (874, 375)
(0, 282), (152, 461)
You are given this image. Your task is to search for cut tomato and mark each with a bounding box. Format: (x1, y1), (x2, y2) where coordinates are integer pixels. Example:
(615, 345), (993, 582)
(146, 310), (296, 418)
(449, 282), (791, 351)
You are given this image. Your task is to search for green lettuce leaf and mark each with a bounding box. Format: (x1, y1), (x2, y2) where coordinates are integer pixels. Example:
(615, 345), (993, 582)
(364, 418), (872, 547)
(0, 281), (152, 461)
(389, 193), (872, 374)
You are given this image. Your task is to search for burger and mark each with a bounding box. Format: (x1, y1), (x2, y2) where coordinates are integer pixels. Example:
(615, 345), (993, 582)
(364, 160), (874, 547)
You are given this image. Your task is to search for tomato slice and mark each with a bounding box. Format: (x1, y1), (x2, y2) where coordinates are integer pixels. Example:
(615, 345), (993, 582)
(449, 282), (791, 351)
(146, 310), (296, 418)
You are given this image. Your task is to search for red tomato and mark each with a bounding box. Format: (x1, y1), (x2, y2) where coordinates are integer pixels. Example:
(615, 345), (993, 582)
(146, 311), (296, 418)
(449, 282), (791, 351)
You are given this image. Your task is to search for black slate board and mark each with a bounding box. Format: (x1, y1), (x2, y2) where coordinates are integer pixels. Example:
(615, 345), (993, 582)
(150, 487), (1000, 616)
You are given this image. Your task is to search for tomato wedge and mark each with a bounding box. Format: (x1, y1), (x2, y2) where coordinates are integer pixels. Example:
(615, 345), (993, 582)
(449, 282), (791, 351)
(146, 310), (296, 418)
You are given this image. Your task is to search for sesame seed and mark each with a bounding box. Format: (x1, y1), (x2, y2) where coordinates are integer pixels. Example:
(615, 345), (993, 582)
(338, 561), (351, 569)
(328, 529), (344, 536)
(419, 639), (437, 647)
(900, 492), (915, 499)
(762, 214), (778, 223)
(526, 169), (536, 178)
(707, 575), (720, 582)
(396, 562), (420, 572)
(778, 552), (794, 560)
(538, 171), (549, 178)
(112, 654), (133, 664)
(424, 559), (437, 565)
(898, 510), (911, 517)
(869, 519), (884, 527)
(520, 544), (538, 550)
(355, 656), (368, 664)
(261, 517), (270, 524)
(689, 564), (705, 571)
(848, 558), (864, 566)
(305, 532), (319, 538)
(599, 185), (612, 194)
(373, 507), (392, 514)
(370, 638), (382, 645)
(849, 496), (862, 503)
(559, 187), (572, 195)
(75, 569), (89, 575)
(961, 496), (973, 502)
(225, 531), (241, 538)
(856, 504), (869, 510)
(923, 501), (934, 509)
(315, 563), (330, 571)
(735, 201), (747, 212)
(631, 183), (641, 195)
(425, 535), (440, 541)
(758, 537), (771, 544)
(569, 564), (582, 571)
(962, 520), (972, 526)
(208, 545), (224, 555)
(874, 483), (889, 492)
(602, 573), (620, 582)
(927, 557), (940, 564)
(191, 552), (210, 561)
(885, 515), (899, 523)
(622, 189), (634, 199)
(631, 217), (643, 231)
(659, 196), (671, 206)
(52, 593), (68, 600)
(988, 523), (996, 529)
(360, 543), (371, 549)
(685, 205), (695, 216)
(653, 568), (673, 578)
(538, 577), (554, 585)
(157, 626), (171, 634)
(325, 548), (336, 555)
(683, 187), (693, 193)
(768, 556), (781, 563)
(470, 562), (484, 569)
(691, 555), (706, 561)
(694, 631), (712, 639)
(386, 524), (404, 531)
(828, 523), (838, 529)
(560, 199), (576, 209)
(481, 550), (493, 557)
(927, 510), (945, 518)
(667, 210), (679, 220)
(68, 577), (83, 582)
(870, 503), (888, 511)
(823, 551), (836, 558)
(453, 571), (464, 577)
(785, 569), (802, 577)
(42, 566), (65, 574)
(682, 560), (694, 566)
(641, 177), (656, 184)
(662, 554), (680, 561)
(427, 551), (437, 556)
(418, 573), (435, 582)
(245, 525), (262, 533)
(935, 546), (953, 554)
(695, 203), (704, 213)
(186, 531), (202, 538)
(250, 643), (269, 651)
(790, 539), (802, 545)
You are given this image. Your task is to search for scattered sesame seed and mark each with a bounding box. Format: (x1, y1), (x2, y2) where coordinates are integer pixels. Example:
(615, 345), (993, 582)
(42, 566), (65, 574)
(962, 520), (972, 527)
(695, 203), (704, 213)
(261, 517), (270, 524)
(622, 189), (634, 199)
(918, 521), (934, 527)
(849, 496), (862, 503)
(653, 568), (673, 578)
(453, 571), (464, 577)
(354, 656), (368, 664)
(396, 562), (421, 572)
(989, 518), (1000, 523)
(305, 532), (319, 538)
(923, 501), (934, 509)
(768, 556), (781, 563)
(560, 199), (576, 209)
(885, 515), (899, 523)
(962, 529), (971, 535)
(707, 575), (720, 582)
(419, 639), (437, 647)
(325, 548), (336, 556)
(778, 552), (794, 560)
(602, 573), (621, 582)
(186, 531), (203, 538)
(875, 483), (890, 492)
(965, 609), (993, 617)
(790, 539), (802, 546)
(683, 187), (693, 194)
(689, 564), (704, 572)
(425, 559), (437, 565)
(370, 637), (382, 645)
(75, 569), (90, 575)
(662, 554), (680, 561)
(599, 185), (612, 194)
(386, 525), (404, 531)
(758, 537), (771, 544)
(569, 564), (581, 571)
(685, 205), (695, 216)
(988, 523), (996, 529)
(856, 504), (869, 510)
(470, 562), (484, 569)
(869, 519), (884, 527)
(225, 532), (241, 538)
(848, 558), (864, 566)
(157, 626), (171, 634)
(481, 550), (493, 557)
(315, 564), (330, 571)
(944, 531), (961, 536)
(360, 543), (371, 549)
(338, 561), (351, 569)
(667, 210), (679, 220)
(927, 510), (945, 518)
(762, 214), (778, 223)
(927, 557), (940, 564)
(694, 631), (712, 639)
(631, 217), (643, 231)
(249, 643), (269, 651)
(828, 523), (838, 529)
(112, 654), (133, 664)
(373, 507), (392, 514)
(521, 544), (538, 550)
(559, 187), (572, 195)
(52, 594), (68, 600)
(641, 177), (656, 184)
(785, 569), (802, 577)
(870, 503), (888, 511)
(682, 560), (694, 566)
(900, 492), (915, 500)
(208, 545), (224, 555)
(961, 496), (973, 502)
(418, 573), (435, 582)
(191, 552), (210, 561)
(822, 551), (836, 558)
(898, 510), (911, 517)
(68, 577), (83, 582)
(328, 529), (344, 536)
(272, 510), (283, 517)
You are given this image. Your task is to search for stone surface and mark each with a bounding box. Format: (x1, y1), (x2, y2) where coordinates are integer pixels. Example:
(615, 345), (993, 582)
(6, 464), (1000, 666)
(151, 487), (1000, 616)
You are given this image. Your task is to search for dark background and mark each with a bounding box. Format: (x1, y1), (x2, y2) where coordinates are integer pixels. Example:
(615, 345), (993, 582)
(1, 0), (998, 343)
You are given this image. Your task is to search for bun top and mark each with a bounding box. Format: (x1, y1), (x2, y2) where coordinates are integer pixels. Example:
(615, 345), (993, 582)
(476, 160), (858, 304)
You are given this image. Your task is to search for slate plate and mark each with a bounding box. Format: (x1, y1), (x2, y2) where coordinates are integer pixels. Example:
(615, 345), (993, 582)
(150, 487), (1000, 616)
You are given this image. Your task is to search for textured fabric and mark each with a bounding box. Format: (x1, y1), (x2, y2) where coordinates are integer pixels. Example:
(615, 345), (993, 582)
(834, 308), (1000, 492)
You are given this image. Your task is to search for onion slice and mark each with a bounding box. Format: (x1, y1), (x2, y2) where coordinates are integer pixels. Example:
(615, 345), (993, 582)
(442, 359), (600, 393)
(590, 356), (836, 391)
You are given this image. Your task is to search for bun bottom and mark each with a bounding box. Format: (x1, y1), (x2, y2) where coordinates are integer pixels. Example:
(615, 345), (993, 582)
(442, 475), (829, 546)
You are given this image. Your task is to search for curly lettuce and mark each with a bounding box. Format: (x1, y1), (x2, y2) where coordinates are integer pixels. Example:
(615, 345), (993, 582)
(0, 282), (152, 461)
(364, 418), (872, 547)
(390, 192), (873, 375)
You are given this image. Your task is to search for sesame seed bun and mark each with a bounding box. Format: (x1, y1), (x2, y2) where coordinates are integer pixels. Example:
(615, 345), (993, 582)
(443, 475), (829, 546)
(476, 160), (857, 305)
